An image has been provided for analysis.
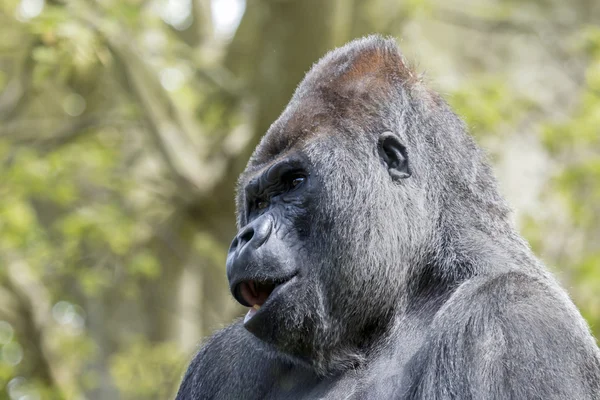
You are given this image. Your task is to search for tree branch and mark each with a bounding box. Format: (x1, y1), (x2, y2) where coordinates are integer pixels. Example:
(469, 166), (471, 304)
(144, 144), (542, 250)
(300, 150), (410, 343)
(2, 256), (78, 397)
(1, 115), (133, 153)
(433, 8), (535, 34)
(65, 0), (237, 203)
(0, 40), (36, 121)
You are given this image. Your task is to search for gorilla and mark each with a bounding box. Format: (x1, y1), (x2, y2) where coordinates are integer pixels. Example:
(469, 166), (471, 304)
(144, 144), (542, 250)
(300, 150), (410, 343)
(176, 36), (600, 399)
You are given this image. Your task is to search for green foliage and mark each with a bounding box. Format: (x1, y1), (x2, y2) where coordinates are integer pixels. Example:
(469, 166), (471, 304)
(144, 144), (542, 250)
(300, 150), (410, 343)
(449, 77), (534, 138)
(529, 24), (600, 337)
(0, 126), (183, 397)
(109, 339), (184, 400)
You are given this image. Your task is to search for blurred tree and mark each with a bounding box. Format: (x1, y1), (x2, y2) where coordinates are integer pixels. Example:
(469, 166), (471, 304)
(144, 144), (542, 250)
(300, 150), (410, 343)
(0, 0), (598, 399)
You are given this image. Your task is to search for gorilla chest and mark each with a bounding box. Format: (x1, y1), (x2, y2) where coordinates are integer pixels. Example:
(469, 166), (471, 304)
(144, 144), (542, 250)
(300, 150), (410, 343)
(262, 327), (422, 399)
(265, 362), (407, 399)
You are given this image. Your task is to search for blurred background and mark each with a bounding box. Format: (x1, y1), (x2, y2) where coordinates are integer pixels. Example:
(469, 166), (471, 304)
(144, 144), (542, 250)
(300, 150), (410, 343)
(0, 0), (599, 398)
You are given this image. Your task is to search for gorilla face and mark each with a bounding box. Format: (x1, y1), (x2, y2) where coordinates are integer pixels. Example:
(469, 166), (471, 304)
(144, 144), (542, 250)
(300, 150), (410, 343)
(225, 37), (435, 373)
(226, 153), (312, 329)
(227, 124), (418, 372)
(226, 150), (322, 361)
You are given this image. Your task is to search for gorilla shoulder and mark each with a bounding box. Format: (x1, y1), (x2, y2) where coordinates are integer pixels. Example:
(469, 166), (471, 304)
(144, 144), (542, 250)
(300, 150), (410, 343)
(408, 271), (600, 399)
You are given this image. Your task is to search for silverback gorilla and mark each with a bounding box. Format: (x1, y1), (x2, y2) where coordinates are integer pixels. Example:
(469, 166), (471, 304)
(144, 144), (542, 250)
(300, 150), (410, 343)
(176, 36), (600, 399)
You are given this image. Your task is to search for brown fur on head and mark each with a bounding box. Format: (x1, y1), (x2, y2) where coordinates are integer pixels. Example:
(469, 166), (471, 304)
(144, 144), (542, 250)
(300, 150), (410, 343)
(305, 35), (417, 95)
(248, 35), (420, 168)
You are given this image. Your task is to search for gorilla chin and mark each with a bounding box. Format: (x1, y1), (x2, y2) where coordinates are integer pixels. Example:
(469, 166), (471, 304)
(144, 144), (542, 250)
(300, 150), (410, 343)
(238, 271), (328, 368)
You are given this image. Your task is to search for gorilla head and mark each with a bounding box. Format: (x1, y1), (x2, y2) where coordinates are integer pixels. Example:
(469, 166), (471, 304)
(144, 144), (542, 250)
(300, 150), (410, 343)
(226, 36), (511, 375)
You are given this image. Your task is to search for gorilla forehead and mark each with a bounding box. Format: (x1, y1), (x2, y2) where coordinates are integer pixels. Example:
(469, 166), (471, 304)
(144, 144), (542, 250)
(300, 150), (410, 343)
(248, 35), (419, 169)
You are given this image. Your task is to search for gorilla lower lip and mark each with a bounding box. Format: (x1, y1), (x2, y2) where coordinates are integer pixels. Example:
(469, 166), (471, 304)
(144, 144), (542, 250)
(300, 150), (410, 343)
(244, 302), (264, 323)
(244, 307), (258, 324)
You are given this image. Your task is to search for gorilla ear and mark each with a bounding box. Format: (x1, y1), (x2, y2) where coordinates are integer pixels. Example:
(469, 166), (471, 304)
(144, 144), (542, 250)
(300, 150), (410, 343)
(378, 132), (411, 181)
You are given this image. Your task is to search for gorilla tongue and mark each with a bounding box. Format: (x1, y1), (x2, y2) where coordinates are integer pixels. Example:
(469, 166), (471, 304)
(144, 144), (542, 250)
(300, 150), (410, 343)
(240, 280), (275, 309)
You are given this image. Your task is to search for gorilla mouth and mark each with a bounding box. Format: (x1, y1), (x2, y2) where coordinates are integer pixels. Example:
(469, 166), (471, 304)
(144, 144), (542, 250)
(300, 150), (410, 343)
(238, 280), (278, 308)
(234, 277), (294, 324)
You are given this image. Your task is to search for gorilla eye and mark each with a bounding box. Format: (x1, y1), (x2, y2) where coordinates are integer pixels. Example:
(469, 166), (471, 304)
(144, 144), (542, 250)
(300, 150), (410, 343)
(257, 200), (269, 210)
(283, 171), (306, 191)
(291, 177), (305, 188)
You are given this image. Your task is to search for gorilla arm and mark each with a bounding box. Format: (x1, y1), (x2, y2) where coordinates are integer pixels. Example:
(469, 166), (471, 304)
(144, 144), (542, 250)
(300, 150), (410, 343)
(406, 272), (600, 399)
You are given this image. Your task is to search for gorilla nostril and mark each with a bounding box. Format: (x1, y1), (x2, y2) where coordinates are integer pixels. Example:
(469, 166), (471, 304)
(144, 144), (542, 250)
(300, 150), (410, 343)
(237, 226), (255, 249)
(233, 216), (272, 253)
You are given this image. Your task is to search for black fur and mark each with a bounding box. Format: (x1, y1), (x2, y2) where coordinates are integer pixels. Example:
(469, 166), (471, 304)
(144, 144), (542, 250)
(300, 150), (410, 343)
(176, 35), (600, 399)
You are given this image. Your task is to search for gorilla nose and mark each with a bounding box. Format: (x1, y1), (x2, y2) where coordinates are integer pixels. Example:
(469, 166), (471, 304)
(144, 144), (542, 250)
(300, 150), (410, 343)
(229, 215), (272, 255)
(226, 215), (273, 280)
